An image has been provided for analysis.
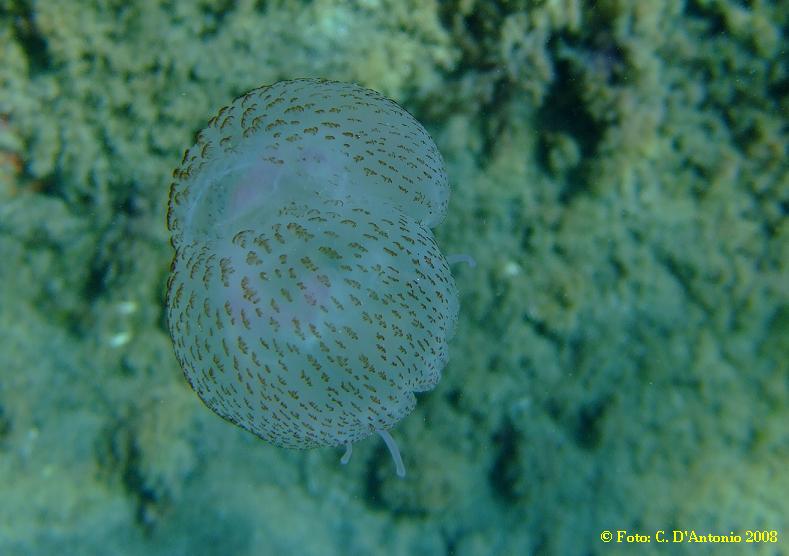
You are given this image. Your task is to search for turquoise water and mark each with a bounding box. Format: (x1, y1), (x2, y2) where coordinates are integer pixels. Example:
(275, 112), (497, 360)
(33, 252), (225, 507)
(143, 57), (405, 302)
(0, 2), (785, 555)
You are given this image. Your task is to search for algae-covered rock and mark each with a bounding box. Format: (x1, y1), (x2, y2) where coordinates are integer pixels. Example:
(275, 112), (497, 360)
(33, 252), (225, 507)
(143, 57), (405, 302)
(0, 0), (785, 554)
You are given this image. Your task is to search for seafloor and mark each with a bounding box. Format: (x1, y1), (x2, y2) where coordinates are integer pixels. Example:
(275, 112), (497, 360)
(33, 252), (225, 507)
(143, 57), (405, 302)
(0, 1), (786, 555)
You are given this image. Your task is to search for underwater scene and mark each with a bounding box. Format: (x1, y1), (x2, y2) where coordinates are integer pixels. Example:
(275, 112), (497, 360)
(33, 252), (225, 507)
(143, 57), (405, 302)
(0, 1), (786, 555)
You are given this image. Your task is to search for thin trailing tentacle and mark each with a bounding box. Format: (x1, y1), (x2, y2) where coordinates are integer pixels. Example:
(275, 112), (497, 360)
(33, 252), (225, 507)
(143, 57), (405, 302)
(340, 443), (353, 465)
(377, 429), (406, 478)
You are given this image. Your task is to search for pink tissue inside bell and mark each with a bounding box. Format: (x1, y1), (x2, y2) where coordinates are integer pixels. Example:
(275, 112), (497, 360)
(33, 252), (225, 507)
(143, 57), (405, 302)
(227, 158), (283, 218)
